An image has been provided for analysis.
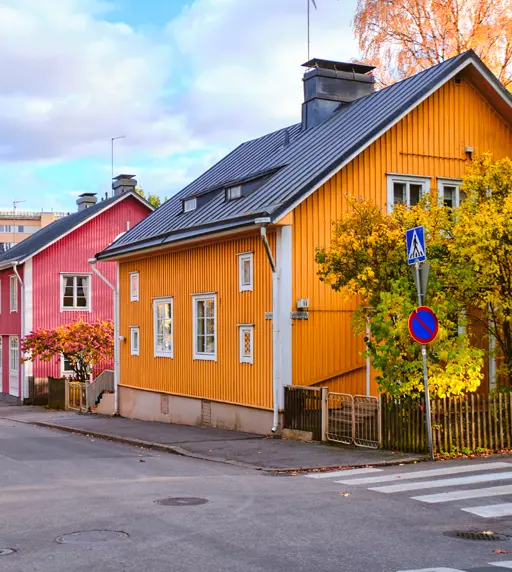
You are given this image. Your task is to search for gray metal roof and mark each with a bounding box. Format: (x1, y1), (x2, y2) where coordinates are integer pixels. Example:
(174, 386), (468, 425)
(99, 50), (511, 260)
(0, 191), (151, 268)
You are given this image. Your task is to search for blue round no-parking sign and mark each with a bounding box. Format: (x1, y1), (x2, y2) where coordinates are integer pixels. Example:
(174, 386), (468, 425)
(408, 306), (439, 344)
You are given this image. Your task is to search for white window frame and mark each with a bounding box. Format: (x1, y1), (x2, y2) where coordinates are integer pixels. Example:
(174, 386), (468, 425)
(153, 297), (174, 358)
(183, 198), (197, 213)
(227, 185), (242, 200)
(9, 275), (18, 313)
(61, 354), (75, 377)
(238, 252), (253, 292)
(437, 178), (465, 208)
(60, 273), (92, 312)
(129, 272), (139, 302)
(130, 326), (140, 356)
(386, 174), (431, 213)
(239, 324), (254, 364)
(9, 336), (19, 375)
(192, 293), (217, 361)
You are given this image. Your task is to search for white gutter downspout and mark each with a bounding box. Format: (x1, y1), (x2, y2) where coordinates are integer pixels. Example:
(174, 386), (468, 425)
(89, 257), (120, 415)
(255, 218), (280, 433)
(12, 262), (25, 401)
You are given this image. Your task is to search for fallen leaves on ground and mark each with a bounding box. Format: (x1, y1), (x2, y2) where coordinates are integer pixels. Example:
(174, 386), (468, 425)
(493, 549), (508, 554)
(338, 492), (351, 497)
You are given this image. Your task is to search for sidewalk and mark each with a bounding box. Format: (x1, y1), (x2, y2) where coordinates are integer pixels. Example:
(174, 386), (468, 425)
(0, 404), (425, 471)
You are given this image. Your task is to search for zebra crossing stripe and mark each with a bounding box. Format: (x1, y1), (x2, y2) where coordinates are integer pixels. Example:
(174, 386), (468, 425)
(412, 484), (512, 503)
(461, 502), (512, 518)
(489, 562), (512, 569)
(305, 468), (383, 479)
(335, 462), (511, 485)
(369, 471), (512, 494)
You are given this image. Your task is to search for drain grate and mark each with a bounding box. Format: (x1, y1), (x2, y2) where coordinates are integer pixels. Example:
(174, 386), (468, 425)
(0, 548), (15, 556)
(445, 530), (511, 541)
(155, 497), (209, 507)
(55, 530), (129, 544)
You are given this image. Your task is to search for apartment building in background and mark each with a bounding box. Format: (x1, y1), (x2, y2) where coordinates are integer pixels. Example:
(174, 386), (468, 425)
(0, 209), (68, 253)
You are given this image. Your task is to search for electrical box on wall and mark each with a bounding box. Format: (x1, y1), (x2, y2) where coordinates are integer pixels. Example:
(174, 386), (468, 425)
(296, 298), (310, 310)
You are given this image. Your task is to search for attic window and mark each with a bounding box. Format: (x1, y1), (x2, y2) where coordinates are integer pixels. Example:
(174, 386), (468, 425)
(183, 198), (197, 213)
(226, 185), (242, 200)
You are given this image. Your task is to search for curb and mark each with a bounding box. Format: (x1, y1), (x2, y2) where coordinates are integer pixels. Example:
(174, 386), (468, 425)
(7, 416), (428, 473)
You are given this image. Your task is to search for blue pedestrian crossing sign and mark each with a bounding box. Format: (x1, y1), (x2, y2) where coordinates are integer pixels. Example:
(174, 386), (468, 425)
(406, 226), (426, 265)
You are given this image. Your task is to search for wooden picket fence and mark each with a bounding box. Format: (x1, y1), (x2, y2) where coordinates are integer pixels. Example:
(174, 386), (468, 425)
(381, 393), (512, 454)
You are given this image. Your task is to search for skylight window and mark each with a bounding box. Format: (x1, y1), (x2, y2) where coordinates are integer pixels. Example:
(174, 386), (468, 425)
(183, 198), (197, 213)
(226, 185), (242, 200)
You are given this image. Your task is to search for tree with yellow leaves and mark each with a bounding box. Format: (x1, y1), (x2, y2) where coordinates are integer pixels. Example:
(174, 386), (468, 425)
(315, 195), (485, 398)
(354, 0), (512, 88)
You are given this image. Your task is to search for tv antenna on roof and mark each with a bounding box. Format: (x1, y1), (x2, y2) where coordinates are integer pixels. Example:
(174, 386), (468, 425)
(307, 0), (317, 61)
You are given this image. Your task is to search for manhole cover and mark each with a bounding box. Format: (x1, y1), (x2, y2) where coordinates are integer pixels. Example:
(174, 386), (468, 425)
(0, 548), (15, 556)
(55, 530), (129, 544)
(155, 497), (209, 507)
(444, 530), (511, 541)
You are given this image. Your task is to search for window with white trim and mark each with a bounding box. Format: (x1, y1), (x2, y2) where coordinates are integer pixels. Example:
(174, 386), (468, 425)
(438, 178), (466, 208)
(226, 185), (242, 200)
(183, 198), (197, 213)
(154, 297), (173, 357)
(9, 275), (17, 312)
(239, 325), (254, 364)
(238, 252), (253, 292)
(130, 272), (139, 302)
(130, 327), (140, 356)
(61, 274), (91, 311)
(387, 175), (430, 212)
(9, 336), (19, 374)
(193, 294), (216, 360)
(61, 354), (74, 376)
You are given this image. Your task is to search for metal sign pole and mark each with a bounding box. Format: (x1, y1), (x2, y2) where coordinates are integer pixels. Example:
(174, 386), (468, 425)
(415, 261), (434, 460)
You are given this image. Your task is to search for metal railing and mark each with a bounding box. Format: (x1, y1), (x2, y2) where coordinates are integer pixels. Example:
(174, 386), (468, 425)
(353, 395), (380, 449)
(327, 392), (354, 445)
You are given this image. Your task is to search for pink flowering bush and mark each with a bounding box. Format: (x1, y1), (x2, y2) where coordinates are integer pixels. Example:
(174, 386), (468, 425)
(22, 319), (114, 384)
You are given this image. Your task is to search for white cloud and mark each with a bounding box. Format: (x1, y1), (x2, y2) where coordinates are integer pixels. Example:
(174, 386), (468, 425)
(0, 0), (359, 209)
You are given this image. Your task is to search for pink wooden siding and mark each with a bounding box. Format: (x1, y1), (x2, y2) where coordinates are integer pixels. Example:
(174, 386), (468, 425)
(31, 196), (150, 380)
(0, 267), (22, 394)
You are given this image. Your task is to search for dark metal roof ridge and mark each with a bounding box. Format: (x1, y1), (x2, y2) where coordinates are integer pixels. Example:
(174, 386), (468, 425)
(96, 212), (269, 260)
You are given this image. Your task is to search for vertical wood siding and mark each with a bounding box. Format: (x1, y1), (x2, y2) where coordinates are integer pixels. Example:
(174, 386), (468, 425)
(292, 77), (512, 395)
(32, 196), (150, 379)
(119, 233), (274, 410)
(0, 267), (23, 393)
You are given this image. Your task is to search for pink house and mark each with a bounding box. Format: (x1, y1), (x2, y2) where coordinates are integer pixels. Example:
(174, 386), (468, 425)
(0, 178), (153, 402)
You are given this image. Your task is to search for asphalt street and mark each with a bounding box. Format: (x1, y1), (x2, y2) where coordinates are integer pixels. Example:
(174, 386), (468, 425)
(2, 418), (512, 572)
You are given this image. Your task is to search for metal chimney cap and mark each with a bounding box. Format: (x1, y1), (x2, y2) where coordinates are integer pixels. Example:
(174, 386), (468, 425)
(302, 58), (375, 75)
(78, 192), (97, 198)
(113, 174), (136, 180)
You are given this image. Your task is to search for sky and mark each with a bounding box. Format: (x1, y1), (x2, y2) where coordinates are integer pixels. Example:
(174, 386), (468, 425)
(0, 0), (358, 212)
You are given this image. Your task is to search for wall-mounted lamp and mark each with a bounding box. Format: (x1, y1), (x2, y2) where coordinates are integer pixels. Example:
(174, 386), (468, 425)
(465, 146), (474, 160)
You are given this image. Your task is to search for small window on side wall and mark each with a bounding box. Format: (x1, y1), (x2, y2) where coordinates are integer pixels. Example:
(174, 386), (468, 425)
(438, 179), (466, 208)
(239, 325), (254, 364)
(130, 272), (139, 302)
(387, 175), (430, 212)
(226, 185), (242, 200)
(9, 275), (18, 312)
(238, 252), (253, 292)
(130, 327), (140, 356)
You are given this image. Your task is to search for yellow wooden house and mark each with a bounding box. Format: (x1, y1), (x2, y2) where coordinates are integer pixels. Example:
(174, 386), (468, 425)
(96, 50), (512, 434)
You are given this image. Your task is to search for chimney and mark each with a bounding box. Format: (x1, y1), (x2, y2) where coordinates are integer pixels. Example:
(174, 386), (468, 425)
(112, 174), (137, 197)
(76, 192), (97, 211)
(301, 58), (375, 130)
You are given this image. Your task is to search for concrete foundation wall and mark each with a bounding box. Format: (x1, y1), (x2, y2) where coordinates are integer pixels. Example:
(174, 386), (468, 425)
(118, 385), (276, 435)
